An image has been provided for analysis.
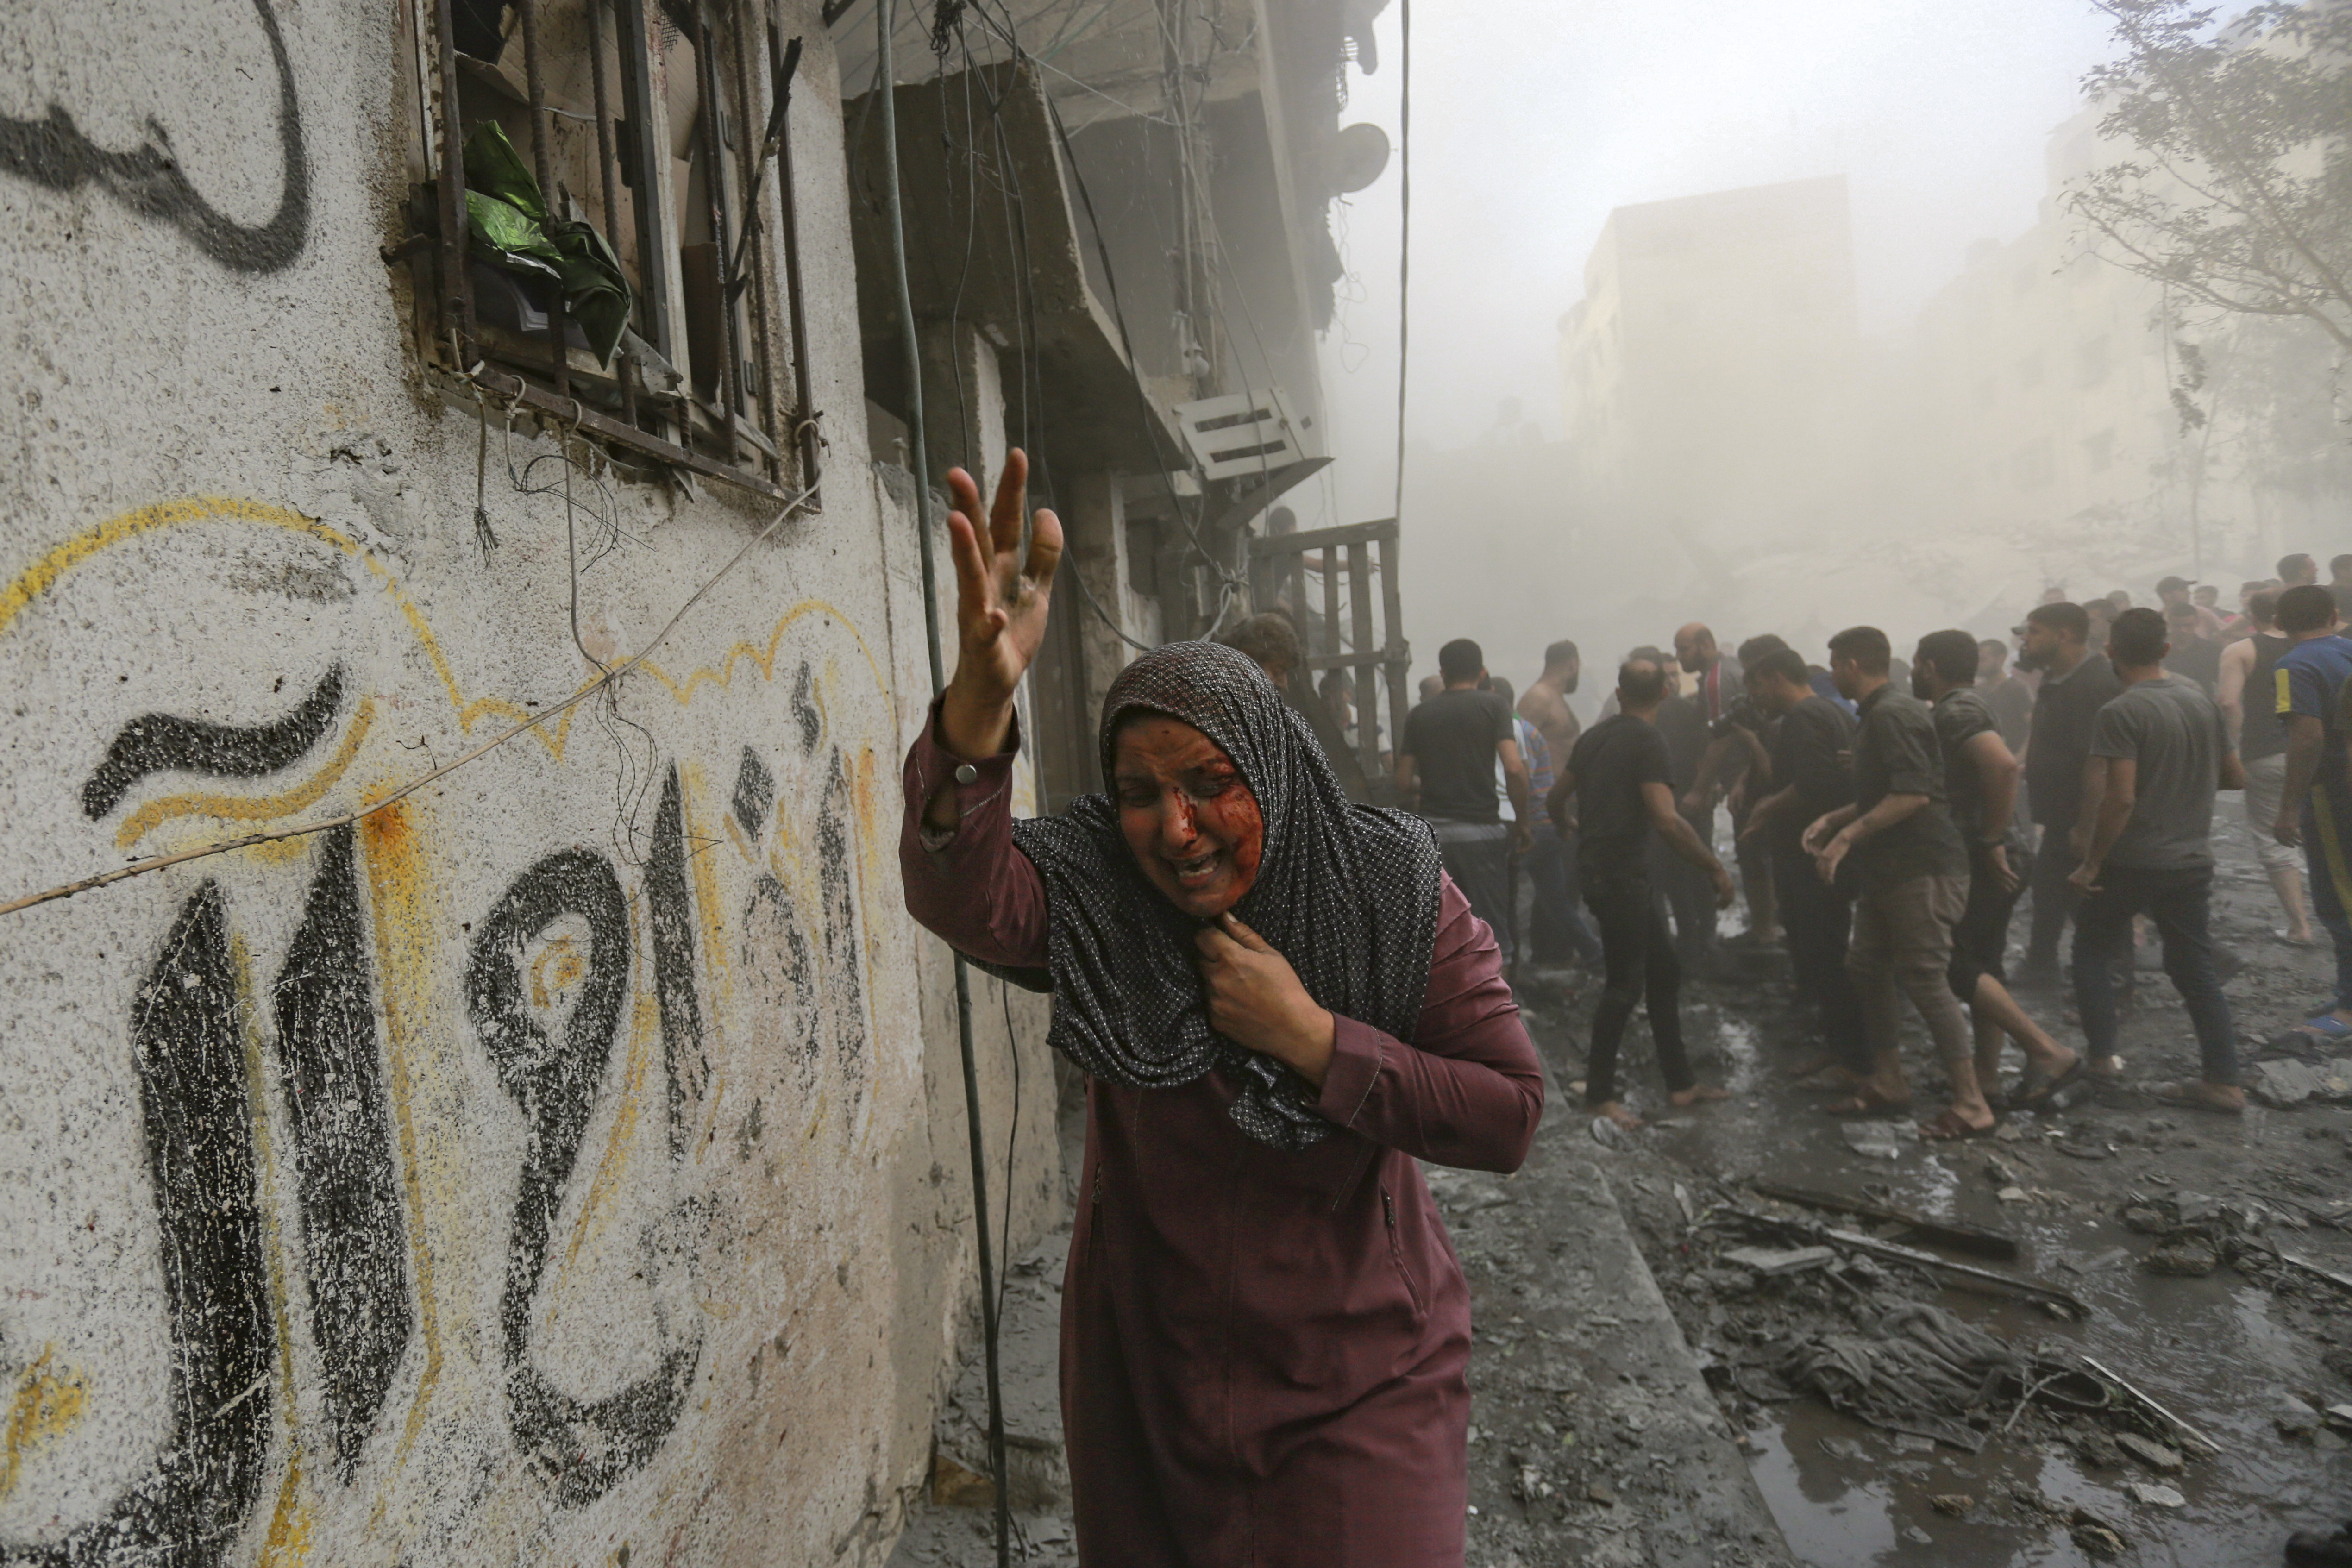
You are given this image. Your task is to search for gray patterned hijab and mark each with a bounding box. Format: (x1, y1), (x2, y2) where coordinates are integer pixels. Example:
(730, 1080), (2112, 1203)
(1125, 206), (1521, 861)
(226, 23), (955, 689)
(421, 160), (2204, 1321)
(1006, 641), (1443, 1149)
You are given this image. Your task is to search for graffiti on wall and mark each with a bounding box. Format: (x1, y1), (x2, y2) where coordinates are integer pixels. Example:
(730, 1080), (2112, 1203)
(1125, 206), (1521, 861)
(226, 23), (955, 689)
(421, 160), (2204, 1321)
(0, 0), (307, 272)
(0, 499), (892, 1557)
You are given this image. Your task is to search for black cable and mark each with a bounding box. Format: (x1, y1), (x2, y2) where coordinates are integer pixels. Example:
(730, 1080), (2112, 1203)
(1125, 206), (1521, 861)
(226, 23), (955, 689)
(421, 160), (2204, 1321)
(872, 5), (1010, 1563)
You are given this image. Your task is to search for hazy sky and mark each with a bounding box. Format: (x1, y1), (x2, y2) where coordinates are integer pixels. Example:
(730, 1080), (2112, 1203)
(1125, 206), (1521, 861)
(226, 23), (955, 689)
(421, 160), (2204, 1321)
(1291, 0), (2122, 530)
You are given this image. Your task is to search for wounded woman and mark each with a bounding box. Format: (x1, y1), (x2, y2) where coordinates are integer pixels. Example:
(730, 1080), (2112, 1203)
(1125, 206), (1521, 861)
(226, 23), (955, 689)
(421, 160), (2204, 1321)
(897, 453), (1544, 1567)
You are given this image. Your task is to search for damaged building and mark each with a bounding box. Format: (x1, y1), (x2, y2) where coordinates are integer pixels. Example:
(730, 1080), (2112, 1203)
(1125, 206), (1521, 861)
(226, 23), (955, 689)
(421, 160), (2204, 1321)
(0, 0), (1393, 1561)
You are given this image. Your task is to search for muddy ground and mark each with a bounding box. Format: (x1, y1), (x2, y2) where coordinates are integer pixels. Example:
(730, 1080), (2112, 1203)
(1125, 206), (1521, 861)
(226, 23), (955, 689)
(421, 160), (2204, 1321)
(889, 809), (2352, 1565)
(1555, 804), (2352, 1566)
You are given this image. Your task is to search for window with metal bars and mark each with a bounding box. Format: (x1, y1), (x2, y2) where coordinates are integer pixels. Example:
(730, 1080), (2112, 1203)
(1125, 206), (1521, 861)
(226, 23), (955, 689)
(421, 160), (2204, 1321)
(391, 0), (817, 501)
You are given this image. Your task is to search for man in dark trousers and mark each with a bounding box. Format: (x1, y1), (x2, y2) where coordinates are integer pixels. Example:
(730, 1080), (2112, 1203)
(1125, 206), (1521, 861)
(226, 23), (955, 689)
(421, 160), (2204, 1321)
(2014, 602), (2126, 985)
(1802, 627), (1987, 1137)
(1740, 648), (1868, 1083)
(1551, 657), (1734, 1130)
(1398, 637), (1530, 967)
(1913, 630), (2082, 1104)
(2070, 608), (2245, 1111)
(2271, 584), (2352, 1047)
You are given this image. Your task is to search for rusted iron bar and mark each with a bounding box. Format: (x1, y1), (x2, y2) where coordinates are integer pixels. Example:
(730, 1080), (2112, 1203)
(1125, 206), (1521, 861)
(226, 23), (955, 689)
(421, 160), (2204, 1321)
(515, 0), (570, 399)
(727, 0), (778, 476)
(694, 6), (742, 457)
(470, 365), (786, 499)
(769, 16), (818, 487)
(583, 0), (636, 426)
(431, 0), (476, 359)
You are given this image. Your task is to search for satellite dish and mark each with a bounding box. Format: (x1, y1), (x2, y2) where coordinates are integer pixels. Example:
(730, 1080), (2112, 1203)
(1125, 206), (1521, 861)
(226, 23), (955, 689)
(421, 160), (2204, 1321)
(1331, 122), (1391, 195)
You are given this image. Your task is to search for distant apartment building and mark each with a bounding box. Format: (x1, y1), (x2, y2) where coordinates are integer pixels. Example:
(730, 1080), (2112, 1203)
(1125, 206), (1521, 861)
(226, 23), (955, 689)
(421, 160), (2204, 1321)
(1556, 175), (1861, 554)
(1901, 109), (2348, 580)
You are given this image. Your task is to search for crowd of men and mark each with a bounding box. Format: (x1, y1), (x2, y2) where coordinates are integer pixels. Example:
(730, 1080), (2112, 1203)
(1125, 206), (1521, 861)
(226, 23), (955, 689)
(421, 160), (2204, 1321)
(1223, 549), (2352, 1142)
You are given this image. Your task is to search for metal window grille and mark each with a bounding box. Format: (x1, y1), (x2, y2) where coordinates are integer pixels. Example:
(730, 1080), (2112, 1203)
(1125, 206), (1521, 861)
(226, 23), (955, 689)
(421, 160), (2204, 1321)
(398, 0), (817, 501)
(1247, 518), (1411, 795)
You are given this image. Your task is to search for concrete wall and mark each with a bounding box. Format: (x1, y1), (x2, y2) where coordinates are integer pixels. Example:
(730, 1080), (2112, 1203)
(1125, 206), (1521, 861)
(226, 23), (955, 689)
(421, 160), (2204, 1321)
(0, 1), (1056, 1562)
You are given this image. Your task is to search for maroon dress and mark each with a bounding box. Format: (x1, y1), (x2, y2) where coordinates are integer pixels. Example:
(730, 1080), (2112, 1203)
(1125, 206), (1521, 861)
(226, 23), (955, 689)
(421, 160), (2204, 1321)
(899, 721), (1544, 1567)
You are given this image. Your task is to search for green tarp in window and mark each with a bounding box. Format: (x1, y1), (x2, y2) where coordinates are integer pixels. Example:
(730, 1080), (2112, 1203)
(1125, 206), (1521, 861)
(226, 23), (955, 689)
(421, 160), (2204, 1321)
(462, 121), (632, 366)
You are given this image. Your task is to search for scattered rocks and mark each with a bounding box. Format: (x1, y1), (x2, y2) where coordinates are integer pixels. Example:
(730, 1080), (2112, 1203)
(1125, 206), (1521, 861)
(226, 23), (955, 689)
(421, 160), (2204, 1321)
(2277, 1393), (2322, 1436)
(2250, 1055), (2352, 1109)
(2122, 1204), (2170, 1233)
(1842, 1122), (1907, 1160)
(2145, 1237), (2219, 1275)
(1928, 1493), (1973, 1516)
(1720, 1245), (1835, 1276)
(2070, 1508), (2131, 1557)
(2115, 1433), (2183, 1473)
(2128, 1482), (2186, 1508)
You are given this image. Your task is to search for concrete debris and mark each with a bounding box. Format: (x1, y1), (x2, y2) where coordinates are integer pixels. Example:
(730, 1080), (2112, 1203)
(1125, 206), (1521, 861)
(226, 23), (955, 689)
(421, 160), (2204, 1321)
(1929, 1493), (1973, 1516)
(2126, 1482), (2185, 1508)
(1840, 1122), (1909, 1160)
(2145, 1237), (2219, 1276)
(2115, 1433), (2183, 1472)
(2250, 1055), (2352, 1109)
(1719, 1245), (1837, 1276)
(2276, 1394), (2322, 1436)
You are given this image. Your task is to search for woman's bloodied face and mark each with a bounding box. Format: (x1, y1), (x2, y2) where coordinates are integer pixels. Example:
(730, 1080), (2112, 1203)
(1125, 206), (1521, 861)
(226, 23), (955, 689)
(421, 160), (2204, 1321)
(1111, 714), (1265, 919)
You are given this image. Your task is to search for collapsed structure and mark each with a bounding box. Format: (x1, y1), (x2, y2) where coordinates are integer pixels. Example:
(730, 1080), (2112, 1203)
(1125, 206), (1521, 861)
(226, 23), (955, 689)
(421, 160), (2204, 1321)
(0, 0), (1393, 1560)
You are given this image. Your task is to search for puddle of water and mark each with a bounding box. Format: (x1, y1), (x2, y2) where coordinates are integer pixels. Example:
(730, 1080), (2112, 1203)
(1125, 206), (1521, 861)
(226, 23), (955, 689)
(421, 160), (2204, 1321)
(1556, 962), (2352, 1564)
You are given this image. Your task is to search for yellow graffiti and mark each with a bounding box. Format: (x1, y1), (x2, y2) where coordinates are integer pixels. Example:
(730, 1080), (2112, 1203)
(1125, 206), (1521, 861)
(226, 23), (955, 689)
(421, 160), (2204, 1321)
(530, 936), (586, 1009)
(116, 698), (378, 850)
(0, 500), (894, 769)
(260, 1454), (316, 1566)
(356, 797), (445, 1511)
(557, 986), (656, 1290)
(229, 928), (317, 1565)
(0, 1348), (88, 1503)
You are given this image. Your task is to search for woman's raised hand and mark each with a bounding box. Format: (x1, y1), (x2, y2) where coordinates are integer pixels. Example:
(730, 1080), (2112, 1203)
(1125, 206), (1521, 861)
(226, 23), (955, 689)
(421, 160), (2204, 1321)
(938, 451), (1062, 759)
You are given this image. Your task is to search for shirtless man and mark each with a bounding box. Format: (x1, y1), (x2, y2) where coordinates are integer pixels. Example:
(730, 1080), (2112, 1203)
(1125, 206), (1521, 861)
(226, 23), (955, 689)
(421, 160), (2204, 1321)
(1517, 640), (1583, 762)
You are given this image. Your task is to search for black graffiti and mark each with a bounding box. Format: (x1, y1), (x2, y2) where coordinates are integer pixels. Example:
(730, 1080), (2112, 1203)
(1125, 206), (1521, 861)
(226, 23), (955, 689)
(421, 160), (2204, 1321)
(4, 885), (273, 1567)
(465, 848), (695, 1508)
(741, 874), (820, 1094)
(646, 767), (708, 1160)
(729, 746), (774, 841)
(816, 749), (867, 1104)
(0, 0), (308, 273)
(82, 662), (345, 819)
(270, 824), (411, 1481)
(790, 662), (822, 755)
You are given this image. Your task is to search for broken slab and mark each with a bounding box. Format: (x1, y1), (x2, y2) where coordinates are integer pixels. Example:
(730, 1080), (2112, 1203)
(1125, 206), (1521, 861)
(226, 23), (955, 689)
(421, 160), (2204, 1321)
(2116, 1433), (2184, 1472)
(2251, 1056), (2352, 1110)
(1720, 1245), (1836, 1276)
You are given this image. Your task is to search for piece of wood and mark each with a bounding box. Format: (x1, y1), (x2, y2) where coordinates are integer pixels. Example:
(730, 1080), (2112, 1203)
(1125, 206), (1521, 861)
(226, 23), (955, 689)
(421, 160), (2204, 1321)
(1750, 1179), (2020, 1261)
(1722, 1207), (2088, 1317)
(2078, 1354), (2222, 1456)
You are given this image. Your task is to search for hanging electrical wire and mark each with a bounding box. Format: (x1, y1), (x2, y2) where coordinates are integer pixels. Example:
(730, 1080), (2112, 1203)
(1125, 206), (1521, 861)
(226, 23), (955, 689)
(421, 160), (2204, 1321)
(870, 4), (1013, 1564)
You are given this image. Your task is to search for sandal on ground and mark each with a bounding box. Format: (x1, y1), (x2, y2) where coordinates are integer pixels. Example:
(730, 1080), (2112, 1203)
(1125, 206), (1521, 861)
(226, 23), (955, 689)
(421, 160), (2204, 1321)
(2145, 1079), (2245, 1116)
(1825, 1086), (1914, 1119)
(1919, 1110), (1999, 1141)
(2290, 1014), (2352, 1043)
(2010, 1056), (2091, 1111)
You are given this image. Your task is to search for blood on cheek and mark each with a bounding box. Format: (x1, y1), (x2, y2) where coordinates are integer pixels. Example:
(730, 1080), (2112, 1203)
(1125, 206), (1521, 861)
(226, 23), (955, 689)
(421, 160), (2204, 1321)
(1196, 785), (1264, 888)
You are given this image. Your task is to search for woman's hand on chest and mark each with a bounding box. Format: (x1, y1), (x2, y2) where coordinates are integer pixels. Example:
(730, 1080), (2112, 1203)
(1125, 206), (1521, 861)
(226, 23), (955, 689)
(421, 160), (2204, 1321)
(1194, 914), (1337, 1088)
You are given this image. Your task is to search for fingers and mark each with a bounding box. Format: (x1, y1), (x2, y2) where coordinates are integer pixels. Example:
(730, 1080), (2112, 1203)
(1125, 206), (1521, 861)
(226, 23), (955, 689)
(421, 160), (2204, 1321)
(945, 468), (989, 559)
(1025, 506), (1065, 591)
(947, 510), (992, 639)
(990, 450), (1030, 557)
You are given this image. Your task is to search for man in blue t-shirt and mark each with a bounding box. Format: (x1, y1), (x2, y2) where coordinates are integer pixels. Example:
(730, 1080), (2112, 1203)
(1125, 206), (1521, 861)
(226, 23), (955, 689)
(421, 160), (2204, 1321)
(2271, 585), (2352, 1042)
